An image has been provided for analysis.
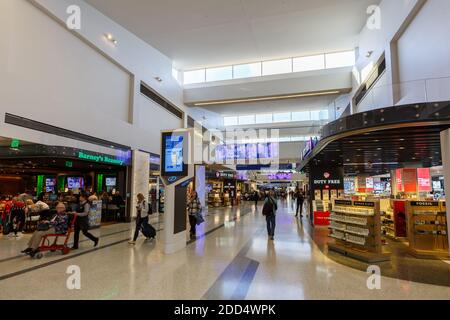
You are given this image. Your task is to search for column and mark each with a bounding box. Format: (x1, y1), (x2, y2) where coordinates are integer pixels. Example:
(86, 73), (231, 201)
(440, 129), (450, 249)
(195, 165), (206, 208)
(130, 150), (150, 218)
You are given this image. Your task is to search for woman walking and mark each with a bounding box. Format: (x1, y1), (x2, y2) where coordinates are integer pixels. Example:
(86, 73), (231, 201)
(128, 193), (151, 244)
(187, 191), (202, 238)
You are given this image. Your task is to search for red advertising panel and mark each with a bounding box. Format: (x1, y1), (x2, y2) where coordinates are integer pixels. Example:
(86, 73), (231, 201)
(417, 168), (431, 192)
(393, 200), (407, 237)
(396, 169), (403, 192)
(403, 169), (417, 193)
(314, 211), (330, 226)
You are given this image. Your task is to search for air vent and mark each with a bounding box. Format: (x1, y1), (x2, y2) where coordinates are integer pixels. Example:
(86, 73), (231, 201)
(140, 82), (183, 119)
(4, 113), (130, 151)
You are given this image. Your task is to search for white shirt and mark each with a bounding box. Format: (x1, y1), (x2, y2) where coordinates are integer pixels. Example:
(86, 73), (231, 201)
(136, 200), (149, 218)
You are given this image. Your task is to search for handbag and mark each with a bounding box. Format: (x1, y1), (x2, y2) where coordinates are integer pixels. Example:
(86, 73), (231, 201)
(195, 212), (205, 225)
(37, 223), (50, 231)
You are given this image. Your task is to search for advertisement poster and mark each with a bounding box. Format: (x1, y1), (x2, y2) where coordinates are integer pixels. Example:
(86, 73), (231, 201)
(365, 177), (374, 192)
(396, 169), (403, 192)
(89, 200), (102, 228)
(417, 168), (431, 192)
(403, 168), (417, 193)
(164, 135), (184, 173)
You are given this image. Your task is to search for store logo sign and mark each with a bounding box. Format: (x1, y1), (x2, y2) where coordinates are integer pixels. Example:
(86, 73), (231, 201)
(366, 265), (381, 290)
(78, 151), (124, 166)
(324, 172), (330, 179)
(168, 176), (177, 183)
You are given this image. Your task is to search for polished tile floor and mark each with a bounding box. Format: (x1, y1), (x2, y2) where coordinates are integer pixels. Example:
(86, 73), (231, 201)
(0, 202), (449, 300)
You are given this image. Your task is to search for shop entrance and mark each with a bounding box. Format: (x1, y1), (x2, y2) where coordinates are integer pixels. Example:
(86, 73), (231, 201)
(0, 138), (131, 232)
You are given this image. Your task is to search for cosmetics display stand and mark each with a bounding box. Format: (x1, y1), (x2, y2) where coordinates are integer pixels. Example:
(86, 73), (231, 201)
(328, 199), (391, 262)
(406, 201), (449, 259)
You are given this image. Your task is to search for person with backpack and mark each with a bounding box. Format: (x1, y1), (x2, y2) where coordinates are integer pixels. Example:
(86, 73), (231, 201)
(128, 193), (154, 244)
(187, 191), (202, 238)
(262, 190), (278, 240)
(71, 193), (99, 250)
(294, 189), (305, 218)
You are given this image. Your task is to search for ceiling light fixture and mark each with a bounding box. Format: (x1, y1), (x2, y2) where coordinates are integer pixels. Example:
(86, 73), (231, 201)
(366, 51), (374, 58)
(154, 77), (163, 82)
(105, 33), (118, 45)
(193, 90), (341, 106)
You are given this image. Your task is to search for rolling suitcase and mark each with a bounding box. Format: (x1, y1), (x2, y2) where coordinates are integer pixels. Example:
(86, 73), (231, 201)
(141, 222), (156, 239)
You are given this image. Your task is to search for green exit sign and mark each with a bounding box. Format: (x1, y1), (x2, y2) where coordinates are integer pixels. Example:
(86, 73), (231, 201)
(65, 161), (73, 168)
(10, 139), (20, 149)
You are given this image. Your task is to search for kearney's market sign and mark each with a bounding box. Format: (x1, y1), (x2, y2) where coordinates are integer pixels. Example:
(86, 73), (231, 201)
(78, 151), (125, 166)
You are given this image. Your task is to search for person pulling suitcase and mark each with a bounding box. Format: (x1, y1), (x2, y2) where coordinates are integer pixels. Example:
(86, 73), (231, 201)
(128, 193), (154, 244)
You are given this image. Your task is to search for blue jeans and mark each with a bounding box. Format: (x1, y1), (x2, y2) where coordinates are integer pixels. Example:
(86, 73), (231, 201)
(266, 214), (276, 237)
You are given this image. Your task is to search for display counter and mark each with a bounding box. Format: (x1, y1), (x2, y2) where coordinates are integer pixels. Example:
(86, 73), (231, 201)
(406, 200), (449, 259)
(328, 199), (391, 262)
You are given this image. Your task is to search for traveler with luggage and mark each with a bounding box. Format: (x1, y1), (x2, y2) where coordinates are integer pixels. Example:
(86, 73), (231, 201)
(187, 191), (202, 238)
(262, 190), (278, 240)
(71, 193), (99, 249)
(129, 193), (154, 244)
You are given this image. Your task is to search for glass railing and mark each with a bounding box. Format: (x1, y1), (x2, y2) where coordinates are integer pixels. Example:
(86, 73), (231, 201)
(354, 76), (450, 114)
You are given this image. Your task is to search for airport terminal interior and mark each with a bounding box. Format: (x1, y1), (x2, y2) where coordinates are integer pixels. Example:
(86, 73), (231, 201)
(0, 0), (449, 300)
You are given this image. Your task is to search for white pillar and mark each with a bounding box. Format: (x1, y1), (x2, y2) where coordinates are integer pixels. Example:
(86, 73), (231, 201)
(440, 129), (450, 249)
(195, 165), (206, 208)
(131, 150), (150, 218)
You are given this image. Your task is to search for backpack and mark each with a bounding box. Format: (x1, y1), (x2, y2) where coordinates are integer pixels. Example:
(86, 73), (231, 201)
(262, 198), (275, 216)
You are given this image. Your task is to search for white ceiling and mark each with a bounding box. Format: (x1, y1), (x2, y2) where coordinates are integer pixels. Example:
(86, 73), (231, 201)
(85, 0), (378, 70)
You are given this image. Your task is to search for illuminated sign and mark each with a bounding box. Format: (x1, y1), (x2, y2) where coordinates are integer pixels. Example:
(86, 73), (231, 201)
(10, 139), (20, 149)
(78, 151), (124, 166)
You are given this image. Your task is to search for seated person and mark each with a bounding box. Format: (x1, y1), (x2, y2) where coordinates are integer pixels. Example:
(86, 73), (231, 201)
(34, 194), (50, 212)
(21, 202), (69, 257)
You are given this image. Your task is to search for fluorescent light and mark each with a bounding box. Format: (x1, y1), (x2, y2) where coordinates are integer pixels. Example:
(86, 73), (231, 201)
(193, 90), (341, 106)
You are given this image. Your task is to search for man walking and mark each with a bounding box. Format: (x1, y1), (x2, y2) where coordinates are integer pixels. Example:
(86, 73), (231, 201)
(262, 190), (277, 240)
(294, 189), (305, 218)
(253, 190), (259, 211)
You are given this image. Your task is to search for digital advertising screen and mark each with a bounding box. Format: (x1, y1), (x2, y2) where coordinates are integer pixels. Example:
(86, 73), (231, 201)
(164, 135), (183, 173)
(105, 177), (117, 187)
(67, 177), (83, 189)
(161, 132), (188, 177)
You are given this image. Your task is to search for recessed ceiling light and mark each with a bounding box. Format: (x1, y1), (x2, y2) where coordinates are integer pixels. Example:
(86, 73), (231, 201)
(155, 77), (163, 82)
(374, 140), (380, 142)
(399, 147), (405, 150)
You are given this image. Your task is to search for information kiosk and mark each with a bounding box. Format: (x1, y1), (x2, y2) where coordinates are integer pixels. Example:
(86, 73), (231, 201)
(160, 129), (195, 254)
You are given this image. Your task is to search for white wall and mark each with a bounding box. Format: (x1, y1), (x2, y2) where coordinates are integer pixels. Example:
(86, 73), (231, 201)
(0, 0), (186, 156)
(138, 95), (183, 150)
(397, 0), (450, 103)
(353, 0), (424, 113)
